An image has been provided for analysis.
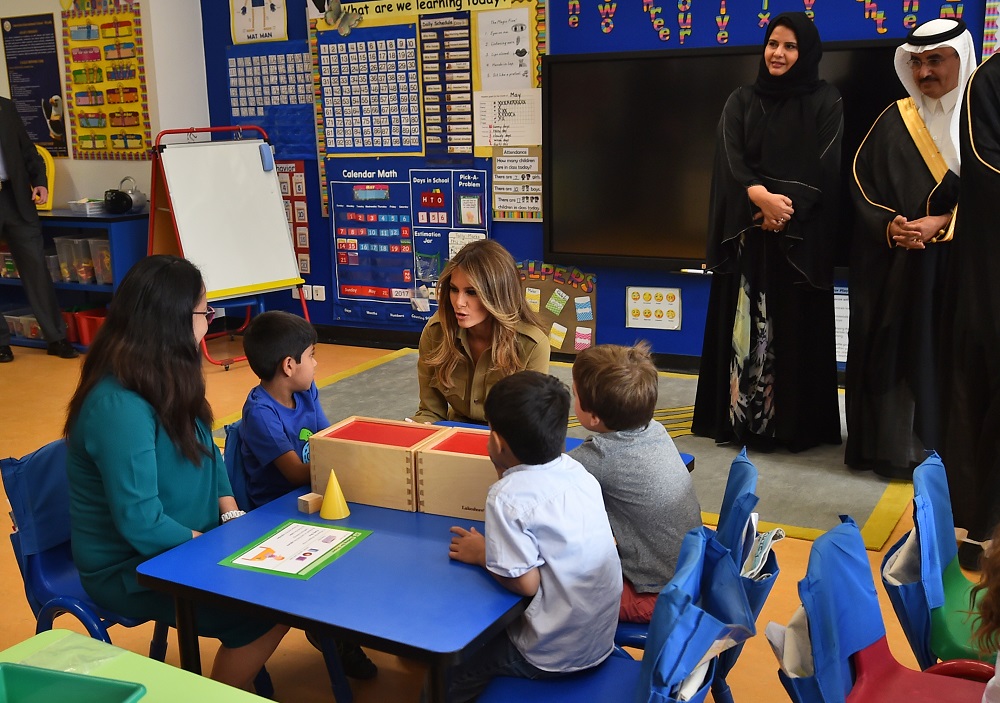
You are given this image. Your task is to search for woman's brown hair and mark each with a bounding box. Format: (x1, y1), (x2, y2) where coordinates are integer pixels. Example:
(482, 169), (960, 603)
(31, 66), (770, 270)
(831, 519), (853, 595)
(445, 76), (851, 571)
(973, 524), (1000, 654)
(424, 239), (541, 389)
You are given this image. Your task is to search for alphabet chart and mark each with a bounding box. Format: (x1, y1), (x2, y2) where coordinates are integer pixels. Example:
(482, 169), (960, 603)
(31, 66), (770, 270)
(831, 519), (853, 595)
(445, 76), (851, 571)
(317, 24), (422, 155)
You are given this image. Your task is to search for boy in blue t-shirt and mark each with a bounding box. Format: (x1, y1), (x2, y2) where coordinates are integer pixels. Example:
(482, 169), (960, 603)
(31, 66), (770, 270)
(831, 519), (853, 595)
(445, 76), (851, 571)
(241, 310), (329, 510)
(240, 310), (377, 679)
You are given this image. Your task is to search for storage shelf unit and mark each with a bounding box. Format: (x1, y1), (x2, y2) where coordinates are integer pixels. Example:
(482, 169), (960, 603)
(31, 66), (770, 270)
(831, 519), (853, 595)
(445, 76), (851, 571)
(0, 209), (148, 350)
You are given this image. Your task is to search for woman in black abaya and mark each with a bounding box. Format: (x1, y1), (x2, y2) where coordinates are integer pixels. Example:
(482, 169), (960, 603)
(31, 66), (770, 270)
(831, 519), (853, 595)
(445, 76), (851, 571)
(692, 12), (843, 452)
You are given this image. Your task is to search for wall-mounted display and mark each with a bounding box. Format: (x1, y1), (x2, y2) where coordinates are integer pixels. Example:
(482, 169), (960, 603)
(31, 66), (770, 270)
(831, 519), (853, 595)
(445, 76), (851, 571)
(62, 1), (150, 160)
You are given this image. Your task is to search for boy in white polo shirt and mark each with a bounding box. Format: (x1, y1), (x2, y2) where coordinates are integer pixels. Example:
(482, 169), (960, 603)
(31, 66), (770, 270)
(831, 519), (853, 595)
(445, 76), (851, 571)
(447, 370), (622, 702)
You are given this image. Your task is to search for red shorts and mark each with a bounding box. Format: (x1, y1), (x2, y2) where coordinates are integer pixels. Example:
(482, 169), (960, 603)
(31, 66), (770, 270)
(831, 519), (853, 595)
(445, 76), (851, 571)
(619, 578), (657, 623)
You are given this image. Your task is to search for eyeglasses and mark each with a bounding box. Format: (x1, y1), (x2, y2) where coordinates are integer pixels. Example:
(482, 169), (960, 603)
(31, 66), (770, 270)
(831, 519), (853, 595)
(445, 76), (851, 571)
(907, 53), (957, 70)
(193, 306), (216, 324)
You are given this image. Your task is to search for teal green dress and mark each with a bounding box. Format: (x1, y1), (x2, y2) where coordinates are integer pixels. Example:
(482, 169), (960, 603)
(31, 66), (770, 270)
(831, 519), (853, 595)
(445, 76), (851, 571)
(67, 377), (272, 647)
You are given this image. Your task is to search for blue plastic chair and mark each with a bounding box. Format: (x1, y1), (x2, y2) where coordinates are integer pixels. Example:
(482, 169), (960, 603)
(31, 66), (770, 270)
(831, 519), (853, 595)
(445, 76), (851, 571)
(478, 525), (757, 703)
(0, 440), (169, 659)
(615, 448), (778, 703)
(771, 517), (988, 703)
(223, 420), (354, 703)
(880, 452), (987, 669)
(223, 420), (253, 511)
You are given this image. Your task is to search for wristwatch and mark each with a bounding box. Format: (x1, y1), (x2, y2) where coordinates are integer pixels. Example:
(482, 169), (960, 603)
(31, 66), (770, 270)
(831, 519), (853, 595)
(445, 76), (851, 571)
(220, 509), (246, 523)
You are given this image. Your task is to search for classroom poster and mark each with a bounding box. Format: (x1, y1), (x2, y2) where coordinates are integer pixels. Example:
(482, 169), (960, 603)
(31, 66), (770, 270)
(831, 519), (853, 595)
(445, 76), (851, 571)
(492, 145), (541, 220)
(420, 12), (473, 158)
(226, 40), (315, 160)
(316, 23), (422, 156)
(2, 14), (67, 156)
(278, 160), (312, 275)
(328, 156), (490, 328)
(473, 89), (540, 148)
(61, 3), (151, 160)
(626, 286), (681, 331)
(476, 7), (533, 91)
(230, 0), (288, 45)
(519, 260), (597, 354)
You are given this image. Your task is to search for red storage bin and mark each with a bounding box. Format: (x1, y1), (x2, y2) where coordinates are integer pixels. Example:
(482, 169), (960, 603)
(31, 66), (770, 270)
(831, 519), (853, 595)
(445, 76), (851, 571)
(76, 309), (108, 346)
(61, 311), (80, 344)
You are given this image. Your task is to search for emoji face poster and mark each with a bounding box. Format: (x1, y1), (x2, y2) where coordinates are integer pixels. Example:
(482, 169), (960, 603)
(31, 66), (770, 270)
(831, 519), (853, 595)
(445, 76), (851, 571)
(626, 286), (680, 331)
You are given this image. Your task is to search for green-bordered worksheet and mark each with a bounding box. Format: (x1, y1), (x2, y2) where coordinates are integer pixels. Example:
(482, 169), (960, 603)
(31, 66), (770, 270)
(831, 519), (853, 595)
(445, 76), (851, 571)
(220, 520), (370, 580)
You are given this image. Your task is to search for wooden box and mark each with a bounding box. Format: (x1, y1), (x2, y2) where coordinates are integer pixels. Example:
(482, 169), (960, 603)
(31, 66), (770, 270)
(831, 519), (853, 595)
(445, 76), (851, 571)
(415, 427), (499, 520)
(309, 416), (444, 511)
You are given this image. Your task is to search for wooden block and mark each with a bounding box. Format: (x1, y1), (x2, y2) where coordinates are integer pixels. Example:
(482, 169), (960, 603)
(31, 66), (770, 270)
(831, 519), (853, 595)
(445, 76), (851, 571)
(415, 427), (498, 520)
(309, 416), (445, 512)
(298, 492), (323, 514)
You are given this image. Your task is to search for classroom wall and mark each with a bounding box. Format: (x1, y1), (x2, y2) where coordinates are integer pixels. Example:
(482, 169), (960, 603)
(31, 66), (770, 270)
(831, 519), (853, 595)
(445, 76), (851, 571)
(0, 0), (210, 204)
(4, 1), (985, 360)
(193, 0), (987, 360)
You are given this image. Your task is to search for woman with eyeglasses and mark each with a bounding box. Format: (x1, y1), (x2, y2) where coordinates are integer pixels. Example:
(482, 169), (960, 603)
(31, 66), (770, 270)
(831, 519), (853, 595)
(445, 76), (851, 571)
(64, 255), (288, 690)
(693, 12), (844, 453)
(847, 19), (976, 481)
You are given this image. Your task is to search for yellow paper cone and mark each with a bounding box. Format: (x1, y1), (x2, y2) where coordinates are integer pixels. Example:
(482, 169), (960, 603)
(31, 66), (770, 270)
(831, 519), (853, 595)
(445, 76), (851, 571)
(320, 470), (350, 520)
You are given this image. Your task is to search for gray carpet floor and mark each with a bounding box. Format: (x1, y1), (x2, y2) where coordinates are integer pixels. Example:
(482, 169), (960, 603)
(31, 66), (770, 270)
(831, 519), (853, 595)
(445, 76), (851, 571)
(316, 350), (901, 542)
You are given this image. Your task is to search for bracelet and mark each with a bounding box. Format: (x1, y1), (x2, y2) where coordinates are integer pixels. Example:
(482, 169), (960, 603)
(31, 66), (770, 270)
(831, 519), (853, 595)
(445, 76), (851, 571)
(220, 509), (246, 523)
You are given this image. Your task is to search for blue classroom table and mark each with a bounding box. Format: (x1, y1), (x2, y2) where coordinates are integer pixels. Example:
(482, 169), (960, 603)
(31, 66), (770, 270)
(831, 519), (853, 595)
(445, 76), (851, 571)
(136, 492), (527, 703)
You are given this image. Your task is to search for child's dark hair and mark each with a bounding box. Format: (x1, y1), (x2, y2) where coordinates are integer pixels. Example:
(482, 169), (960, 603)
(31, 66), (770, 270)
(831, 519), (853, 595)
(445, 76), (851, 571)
(972, 523), (1000, 654)
(485, 371), (569, 465)
(243, 311), (317, 381)
(572, 341), (657, 431)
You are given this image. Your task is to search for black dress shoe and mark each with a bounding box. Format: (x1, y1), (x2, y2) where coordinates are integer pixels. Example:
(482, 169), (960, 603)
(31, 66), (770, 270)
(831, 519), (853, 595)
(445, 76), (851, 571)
(47, 339), (79, 359)
(0, 345), (12, 363)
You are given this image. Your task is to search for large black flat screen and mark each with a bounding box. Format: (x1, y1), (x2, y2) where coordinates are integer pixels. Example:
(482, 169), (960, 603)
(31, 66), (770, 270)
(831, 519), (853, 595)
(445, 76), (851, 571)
(543, 42), (905, 270)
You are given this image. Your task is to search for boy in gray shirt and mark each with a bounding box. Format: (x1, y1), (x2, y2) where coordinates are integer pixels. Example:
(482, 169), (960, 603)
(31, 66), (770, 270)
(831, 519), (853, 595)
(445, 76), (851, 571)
(569, 342), (703, 623)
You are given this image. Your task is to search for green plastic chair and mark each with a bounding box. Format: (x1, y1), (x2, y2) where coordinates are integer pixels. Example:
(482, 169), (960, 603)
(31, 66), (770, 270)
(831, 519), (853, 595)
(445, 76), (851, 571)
(880, 452), (988, 669)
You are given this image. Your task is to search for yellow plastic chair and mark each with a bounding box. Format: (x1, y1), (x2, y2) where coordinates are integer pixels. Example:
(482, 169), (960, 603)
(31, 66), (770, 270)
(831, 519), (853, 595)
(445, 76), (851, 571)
(34, 145), (54, 211)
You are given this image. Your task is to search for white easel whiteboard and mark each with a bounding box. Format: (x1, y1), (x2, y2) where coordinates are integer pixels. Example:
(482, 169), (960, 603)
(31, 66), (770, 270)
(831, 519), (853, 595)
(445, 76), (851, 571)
(159, 139), (302, 300)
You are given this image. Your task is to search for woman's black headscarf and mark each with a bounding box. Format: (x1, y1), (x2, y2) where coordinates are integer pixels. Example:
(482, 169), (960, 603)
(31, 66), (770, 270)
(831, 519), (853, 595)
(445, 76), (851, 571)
(754, 12), (823, 98)
(746, 13), (829, 244)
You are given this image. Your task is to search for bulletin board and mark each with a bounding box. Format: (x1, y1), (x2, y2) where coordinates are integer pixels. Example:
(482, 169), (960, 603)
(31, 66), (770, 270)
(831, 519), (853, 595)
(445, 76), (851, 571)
(153, 138), (303, 300)
(518, 260), (597, 354)
(328, 155), (491, 328)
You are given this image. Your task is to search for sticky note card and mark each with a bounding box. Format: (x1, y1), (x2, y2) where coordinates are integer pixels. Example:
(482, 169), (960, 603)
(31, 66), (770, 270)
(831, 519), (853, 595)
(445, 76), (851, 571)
(549, 322), (567, 349)
(525, 287), (541, 312)
(575, 326), (593, 351)
(575, 296), (593, 321)
(545, 289), (570, 316)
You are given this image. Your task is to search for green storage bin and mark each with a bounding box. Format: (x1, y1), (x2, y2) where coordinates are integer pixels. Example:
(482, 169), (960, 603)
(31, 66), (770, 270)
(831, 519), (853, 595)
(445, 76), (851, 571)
(0, 663), (146, 702)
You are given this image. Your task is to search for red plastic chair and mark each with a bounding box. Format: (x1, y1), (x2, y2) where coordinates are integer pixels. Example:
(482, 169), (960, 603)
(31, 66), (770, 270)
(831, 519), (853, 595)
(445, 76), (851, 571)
(769, 518), (989, 703)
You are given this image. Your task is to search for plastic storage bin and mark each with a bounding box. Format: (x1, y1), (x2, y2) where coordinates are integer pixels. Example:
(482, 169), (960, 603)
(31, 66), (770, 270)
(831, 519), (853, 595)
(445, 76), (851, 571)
(2, 307), (31, 338)
(0, 252), (17, 279)
(45, 254), (61, 283)
(53, 237), (77, 282)
(72, 238), (96, 283)
(18, 315), (42, 339)
(61, 310), (80, 344)
(88, 238), (113, 285)
(0, 662), (146, 703)
(76, 308), (108, 346)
